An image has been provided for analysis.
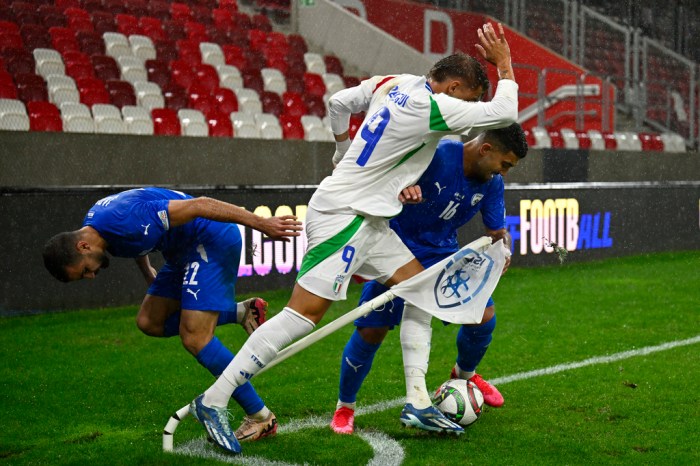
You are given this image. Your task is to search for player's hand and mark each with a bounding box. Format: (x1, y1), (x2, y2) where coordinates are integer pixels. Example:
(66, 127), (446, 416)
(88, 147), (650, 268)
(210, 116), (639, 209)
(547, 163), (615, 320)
(399, 185), (423, 204)
(260, 215), (303, 241)
(475, 22), (511, 69)
(501, 255), (511, 275)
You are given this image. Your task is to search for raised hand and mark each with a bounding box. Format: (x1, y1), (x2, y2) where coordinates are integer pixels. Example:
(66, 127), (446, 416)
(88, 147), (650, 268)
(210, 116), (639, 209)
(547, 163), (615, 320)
(260, 215), (303, 241)
(475, 22), (511, 70)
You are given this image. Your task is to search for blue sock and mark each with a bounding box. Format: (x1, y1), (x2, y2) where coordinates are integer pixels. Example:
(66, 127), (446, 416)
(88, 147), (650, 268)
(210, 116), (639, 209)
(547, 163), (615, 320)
(338, 329), (382, 403)
(161, 311), (237, 337)
(196, 337), (264, 414)
(455, 314), (496, 372)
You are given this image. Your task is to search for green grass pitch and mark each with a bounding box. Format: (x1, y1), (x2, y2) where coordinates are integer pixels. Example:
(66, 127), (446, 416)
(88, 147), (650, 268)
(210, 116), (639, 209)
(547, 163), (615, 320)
(1, 251), (698, 465)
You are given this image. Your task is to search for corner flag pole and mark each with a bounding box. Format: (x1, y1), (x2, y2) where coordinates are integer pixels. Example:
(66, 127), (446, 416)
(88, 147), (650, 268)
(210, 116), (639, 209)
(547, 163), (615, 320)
(255, 290), (396, 376)
(256, 235), (493, 377)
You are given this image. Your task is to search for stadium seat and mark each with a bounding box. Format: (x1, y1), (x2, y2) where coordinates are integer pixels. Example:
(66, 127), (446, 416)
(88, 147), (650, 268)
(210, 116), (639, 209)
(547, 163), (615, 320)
(194, 63), (219, 92)
(279, 114), (304, 140)
(147, 1), (171, 22)
(222, 44), (247, 69)
(0, 77), (17, 99)
(132, 80), (164, 110)
(65, 60), (94, 81)
(235, 88), (262, 114)
(301, 115), (332, 141)
(348, 113), (364, 139)
(91, 54), (120, 81)
(154, 39), (178, 62)
(105, 79), (136, 108)
(303, 52), (325, 74)
(169, 60), (195, 89)
(103, 32), (133, 59)
(187, 83), (216, 115)
(216, 64), (242, 91)
(177, 108), (208, 137)
(152, 108), (181, 135)
(200, 42), (225, 66)
(251, 14), (271, 33)
(91, 103), (126, 133)
(91, 11), (116, 36)
(176, 39), (201, 66)
(242, 68), (264, 94)
(281, 91), (306, 117)
(139, 17), (166, 42)
(547, 130), (565, 149)
(343, 75), (361, 88)
(574, 131), (592, 149)
(601, 131), (618, 150)
(212, 87), (238, 114)
(303, 94), (326, 118)
(16, 73), (48, 102)
(587, 130), (605, 150)
(46, 74), (80, 105)
(659, 132), (686, 153)
(205, 110), (233, 137)
(116, 14), (142, 36)
(116, 55), (148, 83)
(323, 55), (343, 76)
(322, 73), (345, 97)
(59, 101), (94, 132)
(230, 111), (259, 138)
(261, 67), (285, 95)
(125, 0), (149, 17)
(27, 101), (63, 131)
(76, 31), (105, 56)
(638, 132), (664, 152)
(144, 58), (170, 88)
(531, 126), (552, 148)
(614, 131), (642, 151)
(128, 34), (156, 60)
(184, 21), (208, 42)
(170, 3), (192, 23)
(303, 72), (326, 98)
(0, 98), (30, 130)
(20, 24), (51, 50)
(287, 34), (307, 55)
(260, 90), (283, 117)
(67, 16), (94, 34)
(76, 76), (110, 106)
(254, 112), (282, 140)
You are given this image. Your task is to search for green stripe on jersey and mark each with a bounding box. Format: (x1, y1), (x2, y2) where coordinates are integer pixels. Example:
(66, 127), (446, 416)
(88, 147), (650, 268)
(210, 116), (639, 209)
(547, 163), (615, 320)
(297, 215), (365, 280)
(391, 142), (426, 170)
(429, 96), (450, 131)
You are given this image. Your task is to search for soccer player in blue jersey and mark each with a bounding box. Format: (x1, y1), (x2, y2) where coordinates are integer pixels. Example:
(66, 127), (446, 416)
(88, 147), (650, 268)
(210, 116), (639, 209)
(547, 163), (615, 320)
(330, 124), (528, 434)
(42, 187), (302, 442)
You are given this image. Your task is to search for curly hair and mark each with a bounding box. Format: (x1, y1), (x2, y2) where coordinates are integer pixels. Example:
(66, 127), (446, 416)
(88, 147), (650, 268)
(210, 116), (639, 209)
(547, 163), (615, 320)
(482, 123), (529, 159)
(427, 53), (490, 94)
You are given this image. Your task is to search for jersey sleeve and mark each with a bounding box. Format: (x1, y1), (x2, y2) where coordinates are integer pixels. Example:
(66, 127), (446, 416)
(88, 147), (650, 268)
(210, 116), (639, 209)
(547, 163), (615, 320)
(480, 177), (507, 230)
(326, 75), (393, 135)
(430, 79), (518, 134)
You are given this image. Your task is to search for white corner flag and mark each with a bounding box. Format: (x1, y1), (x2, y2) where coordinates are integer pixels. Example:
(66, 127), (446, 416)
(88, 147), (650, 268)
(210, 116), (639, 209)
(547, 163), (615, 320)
(391, 236), (509, 324)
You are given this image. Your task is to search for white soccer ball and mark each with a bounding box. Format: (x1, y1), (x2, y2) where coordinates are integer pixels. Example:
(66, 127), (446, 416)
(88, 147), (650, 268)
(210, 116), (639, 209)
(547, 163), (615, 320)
(432, 379), (484, 426)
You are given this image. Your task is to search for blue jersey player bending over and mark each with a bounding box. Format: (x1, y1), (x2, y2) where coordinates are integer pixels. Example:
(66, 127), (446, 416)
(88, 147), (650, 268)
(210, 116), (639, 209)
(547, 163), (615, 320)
(42, 187), (302, 443)
(331, 124), (528, 434)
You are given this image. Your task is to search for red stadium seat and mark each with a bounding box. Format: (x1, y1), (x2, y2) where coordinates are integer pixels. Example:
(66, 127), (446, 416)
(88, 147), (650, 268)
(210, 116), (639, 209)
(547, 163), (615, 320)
(193, 63), (219, 92)
(206, 110), (234, 136)
(15, 73), (48, 102)
(279, 114), (304, 139)
(212, 87), (237, 114)
(176, 39), (201, 66)
(187, 82), (216, 114)
(0, 31), (24, 51)
(222, 44), (246, 69)
(169, 60), (195, 89)
(547, 130), (565, 148)
(248, 29), (267, 52)
(115, 14), (142, 36)
(0, 78), (17, 98)
(303, 94), (326, 118)
(105, 79), (136, 108)
(56, 0), (81, 10)
(170, 3), (192, 22)
(91, 11), (116, 35)
(162, 19), (186, 41)
(147, 1), (170, 21)
(212, 8), (234, 31)
(348, 113), (364, 139)
(251, 14), (271, 32)
(283, 89), (306, 116)
(287, 34), (307, 55)
(601, 131), (618, 150)
(575, 131), (592, 149)
(303, 72), (326, 98)
(343, 75), (361, 88)
(145, 58), (170, 88)
(64, 7), (90, 20)
(233, 12), (252, 30)
(639, 132), (664, 151)
(67, 16), (94, 33)
(260, 90), (283, 117)
(162, 83), (188, 110)
(154, 39), (178, 62)
(219, 0), (239, 12)
(27, 100), (62, 131)
(242, 68), (263, 94)
(124, 0), (148, 17)
(65, 60), (95, 80)
(152, 107), (181, 135)
(324, 55), (343, 75)
(185, 21), (208, 42)
(76, 30), (105, 55)
(139, 17), (166, 42)
(91, 55), (120, 81)
(2, 49), (34, 75)
(76, 76), (110, 105)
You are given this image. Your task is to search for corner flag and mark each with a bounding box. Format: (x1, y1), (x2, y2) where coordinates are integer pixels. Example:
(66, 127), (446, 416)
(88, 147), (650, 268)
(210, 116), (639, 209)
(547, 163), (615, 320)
(392, 237), (509, 324)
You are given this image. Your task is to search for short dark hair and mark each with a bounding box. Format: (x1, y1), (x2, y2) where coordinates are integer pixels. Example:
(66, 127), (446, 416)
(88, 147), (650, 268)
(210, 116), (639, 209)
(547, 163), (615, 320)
(43, 231), (81, 282)
(482, 123), (529, 159)
(427, 53), (490, 94)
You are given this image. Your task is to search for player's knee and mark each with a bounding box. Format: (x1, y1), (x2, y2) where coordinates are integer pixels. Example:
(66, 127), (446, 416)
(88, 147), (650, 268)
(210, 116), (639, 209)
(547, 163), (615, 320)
(179, 329), (210, 356)
(358, 326), (389, 345)
(136, 312), (161, 336)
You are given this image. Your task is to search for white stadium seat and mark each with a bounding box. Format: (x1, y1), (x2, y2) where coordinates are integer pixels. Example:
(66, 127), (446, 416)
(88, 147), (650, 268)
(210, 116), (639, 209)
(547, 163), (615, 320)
(261, 68), (286, 95)
(122, 105), (153, 135)
(587, 130), (606, 150)
(255, 113), (282, 140)
(660, 132), (686, 153)
(217, 65), (243, 91)
(117, 55), (148, 84)
(301, 115), (332, 141)
(92, 104), (127, 134)
(133, 81), (164, 111)
(0, 98), (30, 131)
(559, 128), (580, 149)
(59, 102), (94, 133)
(103, 32), (133, 58)
(531, 126), (552, 149)
(322, 73), (345, 96)
(235, 88), (262, 115)
(230, 112), (259, 138)
(200, 42), (225, 67)
(178, 109), (208, 137)
(304, 52), (326, 74)
(128, 35), (156, 60)
(614, 131), (642, 151)
(33, 48), (65, 78)
(46, 75), (80, 105)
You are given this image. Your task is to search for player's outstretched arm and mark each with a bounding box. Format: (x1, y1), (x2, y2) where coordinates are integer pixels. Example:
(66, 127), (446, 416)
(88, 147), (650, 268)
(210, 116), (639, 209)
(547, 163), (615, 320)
(475, 22), (515, 82)
(167, 197), (303, 241)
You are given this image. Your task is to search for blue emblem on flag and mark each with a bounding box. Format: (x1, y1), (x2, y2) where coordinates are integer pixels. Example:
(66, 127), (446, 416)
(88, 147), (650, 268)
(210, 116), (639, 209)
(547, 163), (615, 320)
(433, 248), (494, 308)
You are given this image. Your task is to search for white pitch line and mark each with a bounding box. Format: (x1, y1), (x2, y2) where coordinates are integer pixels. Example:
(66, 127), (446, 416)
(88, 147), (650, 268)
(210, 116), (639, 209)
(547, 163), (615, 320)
(173, 335), (700, 464)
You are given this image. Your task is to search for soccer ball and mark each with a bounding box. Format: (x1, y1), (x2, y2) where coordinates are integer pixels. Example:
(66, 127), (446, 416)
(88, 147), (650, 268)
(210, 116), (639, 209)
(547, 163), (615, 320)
(432, 379), (484, 426)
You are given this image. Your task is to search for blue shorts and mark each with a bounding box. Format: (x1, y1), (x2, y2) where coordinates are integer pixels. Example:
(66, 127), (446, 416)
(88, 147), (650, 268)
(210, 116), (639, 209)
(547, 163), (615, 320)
(147, 223), (241, 313)
(354, 249), (495, 329)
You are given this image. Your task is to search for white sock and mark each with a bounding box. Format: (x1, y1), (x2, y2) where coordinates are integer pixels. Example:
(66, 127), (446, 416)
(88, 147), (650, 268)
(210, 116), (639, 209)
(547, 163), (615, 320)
(400, 303), (433, 409)
(454, 364), (475, 380)
(236, 301), (246, 323)
(203, 307), (315, 407)
(250, 406), (271, 421)
(336, 400), (356, 411)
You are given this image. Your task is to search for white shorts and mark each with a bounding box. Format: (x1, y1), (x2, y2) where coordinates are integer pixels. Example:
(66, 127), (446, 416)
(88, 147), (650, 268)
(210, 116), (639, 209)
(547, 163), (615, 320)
(297, 207), (415, 301)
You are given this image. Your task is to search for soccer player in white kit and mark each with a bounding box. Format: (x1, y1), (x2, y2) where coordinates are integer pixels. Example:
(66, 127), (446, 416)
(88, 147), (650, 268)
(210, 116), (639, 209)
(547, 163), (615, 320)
(191, 22), (519, 453)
